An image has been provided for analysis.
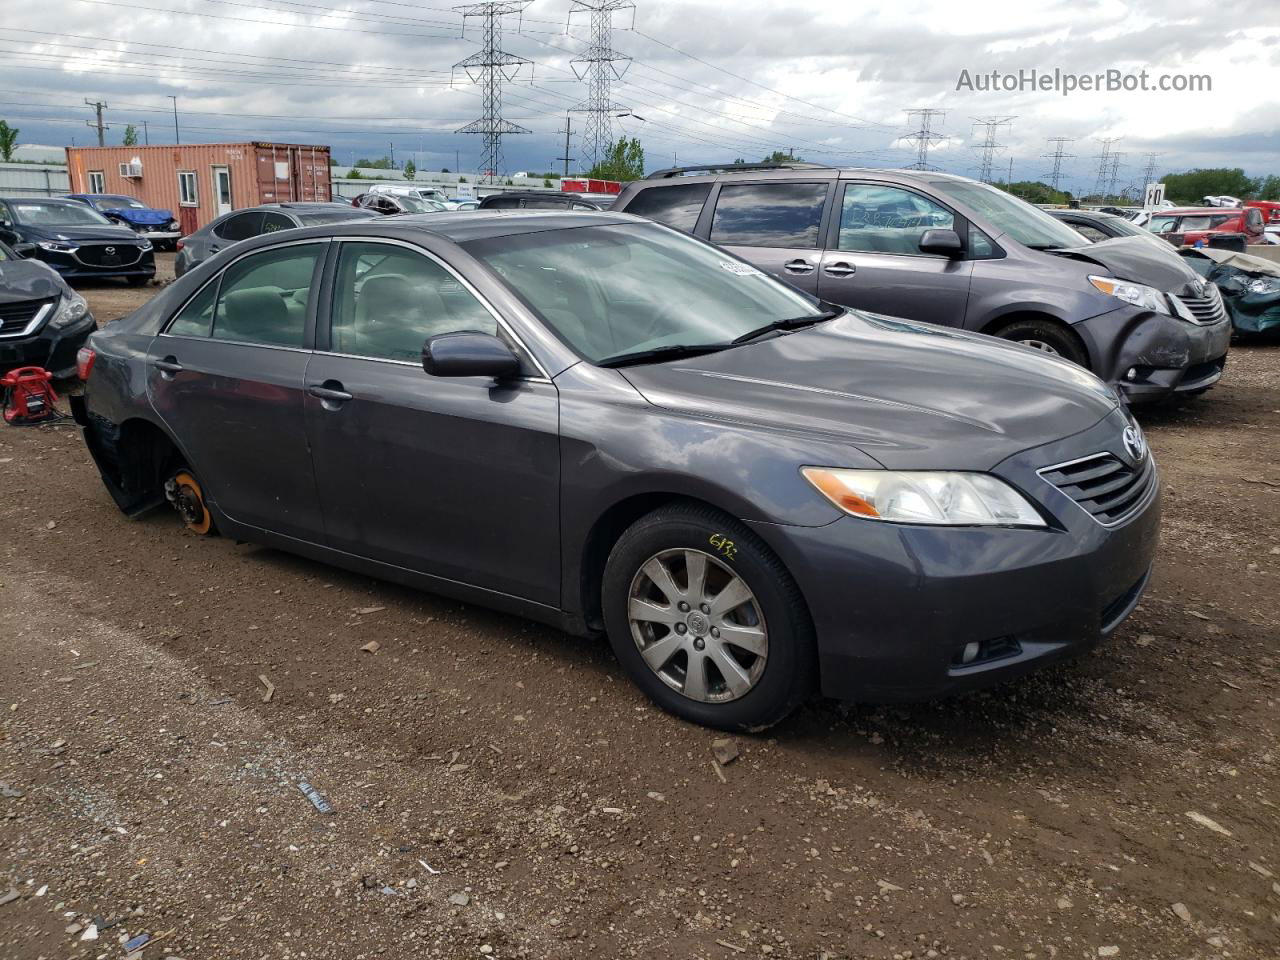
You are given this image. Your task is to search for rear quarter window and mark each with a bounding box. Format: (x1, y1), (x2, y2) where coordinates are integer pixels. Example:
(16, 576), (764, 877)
(710, 182), (827, 248)
(622, 183), (711, 232)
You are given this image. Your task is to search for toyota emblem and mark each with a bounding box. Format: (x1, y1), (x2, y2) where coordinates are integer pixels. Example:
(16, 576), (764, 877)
(104, 246), (116, 255)
(1122, 425), (1147, 463)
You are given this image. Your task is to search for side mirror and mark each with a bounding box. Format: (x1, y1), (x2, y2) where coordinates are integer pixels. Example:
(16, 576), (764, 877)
(422, 331), (520, 380)
(918, 228), (964, 258)
(12, 242), (37, 258)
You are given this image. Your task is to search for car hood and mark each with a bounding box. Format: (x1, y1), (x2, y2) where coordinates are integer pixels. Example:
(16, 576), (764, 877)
(619, 312), (1118, 471)
(106, 207), (173, 225)
(0, 257), (65, 303)
(1045, 235), (1200, 293)
(20, 222), (145, 243)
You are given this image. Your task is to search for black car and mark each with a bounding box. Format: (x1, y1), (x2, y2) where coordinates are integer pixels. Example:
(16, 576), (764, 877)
(478, 191), (610, 211)
(73, 212), (1158, 731)
(0, 197), (155, 285)
(174, 202), (379, 278)
(0, 238), (96, 378)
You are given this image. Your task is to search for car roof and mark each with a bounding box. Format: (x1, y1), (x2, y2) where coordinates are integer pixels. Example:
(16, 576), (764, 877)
(1048, 209), (1124, 220)
(1155, 207), (1243, 215)
(258, 202), (354, 210)
(0, 196), (84, 204)
(631, 165), (980, 187)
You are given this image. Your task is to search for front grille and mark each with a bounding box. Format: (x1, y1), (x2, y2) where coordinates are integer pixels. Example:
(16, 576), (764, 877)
(0, 297), (56, 337)
(1172, 283), (1228, 325)
(1040, 452), (1157, 526)
(73, 243), (144, 268)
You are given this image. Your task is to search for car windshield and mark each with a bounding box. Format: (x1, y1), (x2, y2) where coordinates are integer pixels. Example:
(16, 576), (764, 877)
(930, 180), (1088, 250)
(465, 222), (826, 364)
(397, 195), (438, 213)
(295, 208), (378, 225)
(12, 201), (114, 226)
(95, 196), (147, 209)
(1092, 216), (1148, 238)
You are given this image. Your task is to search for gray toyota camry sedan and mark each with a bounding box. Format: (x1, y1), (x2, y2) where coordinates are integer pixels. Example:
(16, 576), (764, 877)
(72, 211), (1159, 730)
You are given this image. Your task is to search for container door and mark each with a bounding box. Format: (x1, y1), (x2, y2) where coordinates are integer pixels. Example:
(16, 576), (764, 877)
(212, 166), (233, 216)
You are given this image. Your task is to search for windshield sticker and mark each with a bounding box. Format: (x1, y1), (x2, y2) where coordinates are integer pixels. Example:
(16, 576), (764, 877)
(719, 261), (763, 277)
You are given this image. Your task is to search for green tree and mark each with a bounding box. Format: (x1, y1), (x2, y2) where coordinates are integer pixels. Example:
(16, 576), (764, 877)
(996, 180), (1073, 205)
(1254, 175), (1280, 201)
(354, 156), (394, 170)
(403, 159), (416, 180)
(346, 169), (362, 179)
(0, 120), (18, 162)
(762, 150), (802, 164)
(587, 136), (645, 181)
(459, 176), (468, 183)
(544, 177), (553, 188)
(122, 124), (138, 147)
(1161, 168), (1259, 204)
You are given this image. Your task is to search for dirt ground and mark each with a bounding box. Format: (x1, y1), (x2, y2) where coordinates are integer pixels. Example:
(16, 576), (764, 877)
(1, 253), (1277, 960)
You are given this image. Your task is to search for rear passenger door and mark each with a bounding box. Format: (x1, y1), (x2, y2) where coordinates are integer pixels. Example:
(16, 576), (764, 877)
(703, 181), (833, 296)
(147, 241), (327, 539)
(816, 182), (973, 327)
(303, 239), (561, 606)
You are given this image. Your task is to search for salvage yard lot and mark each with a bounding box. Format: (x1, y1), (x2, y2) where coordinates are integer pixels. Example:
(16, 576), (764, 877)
(1, 256), (1277, 960)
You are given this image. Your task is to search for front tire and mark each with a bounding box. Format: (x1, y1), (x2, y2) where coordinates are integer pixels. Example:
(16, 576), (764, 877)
(993, 318), (1089, 367)
(601, 504), (815, 731)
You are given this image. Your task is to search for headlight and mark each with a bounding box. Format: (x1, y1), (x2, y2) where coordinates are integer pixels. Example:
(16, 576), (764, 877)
(1088, 275), (1170, 315)
(802, 467), (1046, 527)
(168, 219), (180, 230)
(139, 239), (153, 251)
(37, 239), (79, 253)
(49, 290), (89, 328)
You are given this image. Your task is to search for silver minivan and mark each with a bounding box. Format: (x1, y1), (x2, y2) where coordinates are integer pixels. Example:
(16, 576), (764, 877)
(614, 164), (1231, 402)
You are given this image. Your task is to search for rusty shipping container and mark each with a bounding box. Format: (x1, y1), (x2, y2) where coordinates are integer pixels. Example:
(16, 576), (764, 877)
(64, 142), (332, 235)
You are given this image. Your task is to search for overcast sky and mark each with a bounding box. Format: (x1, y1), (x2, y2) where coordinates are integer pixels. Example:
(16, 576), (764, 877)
(2, 0), (1278, 192)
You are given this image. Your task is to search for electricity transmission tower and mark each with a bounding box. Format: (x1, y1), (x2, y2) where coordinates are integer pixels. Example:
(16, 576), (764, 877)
(1106, 151), (1125, 200)
(568, 0), (635, 172)
(970, 116), (1015, 183)
(1042, 137), (1075, 191)
(902, 109), (947, 170)
(453, 1), (533, 184)
(1140, 152), (1161, 187)
(1091, 137), (1121, 199)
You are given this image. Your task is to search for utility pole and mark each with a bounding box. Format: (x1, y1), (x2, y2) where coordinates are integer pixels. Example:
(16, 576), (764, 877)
(84, 99), (108, 147)
(168, 95), (180, 144)
(555, 114), (576, 177)
(1007, 156), (1014, 185)
(1092, 137), (1121, 200)
(1042, 137), (1075, 191)
(568, 0), (635, 172)
(142, 119), (149, 145)
(902, 109), (947, 171)
(970, 116), (1015, 183)
(390, 141), (395, 168)
(453, 1), (534, 184)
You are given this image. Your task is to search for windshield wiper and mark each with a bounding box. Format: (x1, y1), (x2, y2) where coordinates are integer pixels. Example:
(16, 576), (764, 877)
(731, 306), (843, 345)
(596, 343), (731, 368)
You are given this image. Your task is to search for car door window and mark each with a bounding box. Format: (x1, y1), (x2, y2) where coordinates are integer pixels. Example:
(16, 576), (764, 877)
(624, 183), (711, 232)
(837, 184), (955, 256)
(167, 280), (218, 338)
(260, 212), (295, 234)
(210, 244), (322, 347)
(214, 212), (263, 241)
(709, 182), (827, 247)
(1073, 223), (1110, 243)
(329, 242), (497, 363)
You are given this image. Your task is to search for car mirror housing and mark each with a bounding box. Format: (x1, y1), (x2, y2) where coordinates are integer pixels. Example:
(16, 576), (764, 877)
(422, 331), (520, 380)
(919, 229), (964, 258)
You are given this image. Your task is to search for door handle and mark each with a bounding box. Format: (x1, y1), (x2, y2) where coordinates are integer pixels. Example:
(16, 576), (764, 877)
(823, 262), (856, 277)
(783, 258), (815, 274)
(308, 382), (353, 409)
(153, 356), (183, 379)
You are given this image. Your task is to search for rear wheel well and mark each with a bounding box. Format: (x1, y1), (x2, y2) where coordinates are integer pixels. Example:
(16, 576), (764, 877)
(115, 418), (185, 500)
(579, 493), (721, 633)
(983, 312), (1091, 369)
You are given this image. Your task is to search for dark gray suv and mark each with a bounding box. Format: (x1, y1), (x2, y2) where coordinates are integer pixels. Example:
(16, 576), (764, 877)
(615, 164), (1231, 402)
(72, 212), (1158, 730)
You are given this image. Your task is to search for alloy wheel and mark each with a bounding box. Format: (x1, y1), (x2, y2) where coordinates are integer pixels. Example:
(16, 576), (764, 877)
(1018, 338), (1061, 356)
(627, 548), (768, 703)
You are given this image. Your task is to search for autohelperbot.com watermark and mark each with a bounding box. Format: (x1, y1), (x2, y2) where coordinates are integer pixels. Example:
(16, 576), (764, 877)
(955, 67), (1212, 96)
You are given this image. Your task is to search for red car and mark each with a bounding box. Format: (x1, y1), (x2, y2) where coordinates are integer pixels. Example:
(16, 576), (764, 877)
(1247, 200), (1280, 229)
(1147, 206), (1266, 247)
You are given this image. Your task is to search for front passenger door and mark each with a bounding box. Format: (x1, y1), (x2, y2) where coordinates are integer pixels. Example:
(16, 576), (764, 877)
(303, 240), (561, 606)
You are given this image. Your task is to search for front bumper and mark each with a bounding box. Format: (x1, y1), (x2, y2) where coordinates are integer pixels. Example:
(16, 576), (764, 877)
(1075, 305), (1231, 403)
(748, 414), (1161, 702)
(129, 228), (181, 241)
(34, 248), (157, 281)
(0, 313), (96, 378)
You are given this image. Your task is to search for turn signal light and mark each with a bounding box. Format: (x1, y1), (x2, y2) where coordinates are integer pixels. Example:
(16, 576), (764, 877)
(76, 346), (96, 381)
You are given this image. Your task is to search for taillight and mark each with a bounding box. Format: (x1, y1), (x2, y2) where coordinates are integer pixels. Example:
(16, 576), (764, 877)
(76, 346), (96, 381)
(175, 239), (184, 250)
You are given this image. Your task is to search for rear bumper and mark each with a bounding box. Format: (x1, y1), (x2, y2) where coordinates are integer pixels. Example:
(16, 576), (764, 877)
(747, 414), (1161, 702)
(1075, 305), (1231, 402)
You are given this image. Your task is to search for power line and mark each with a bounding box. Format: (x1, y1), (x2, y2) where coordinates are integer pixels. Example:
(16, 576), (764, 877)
(970, 116), (1014, 184)
(902, 109), (947, 171)
(1042, 137), (1075, 190)
(453, 1), (533, 182)
(568, 0), (634, 171)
